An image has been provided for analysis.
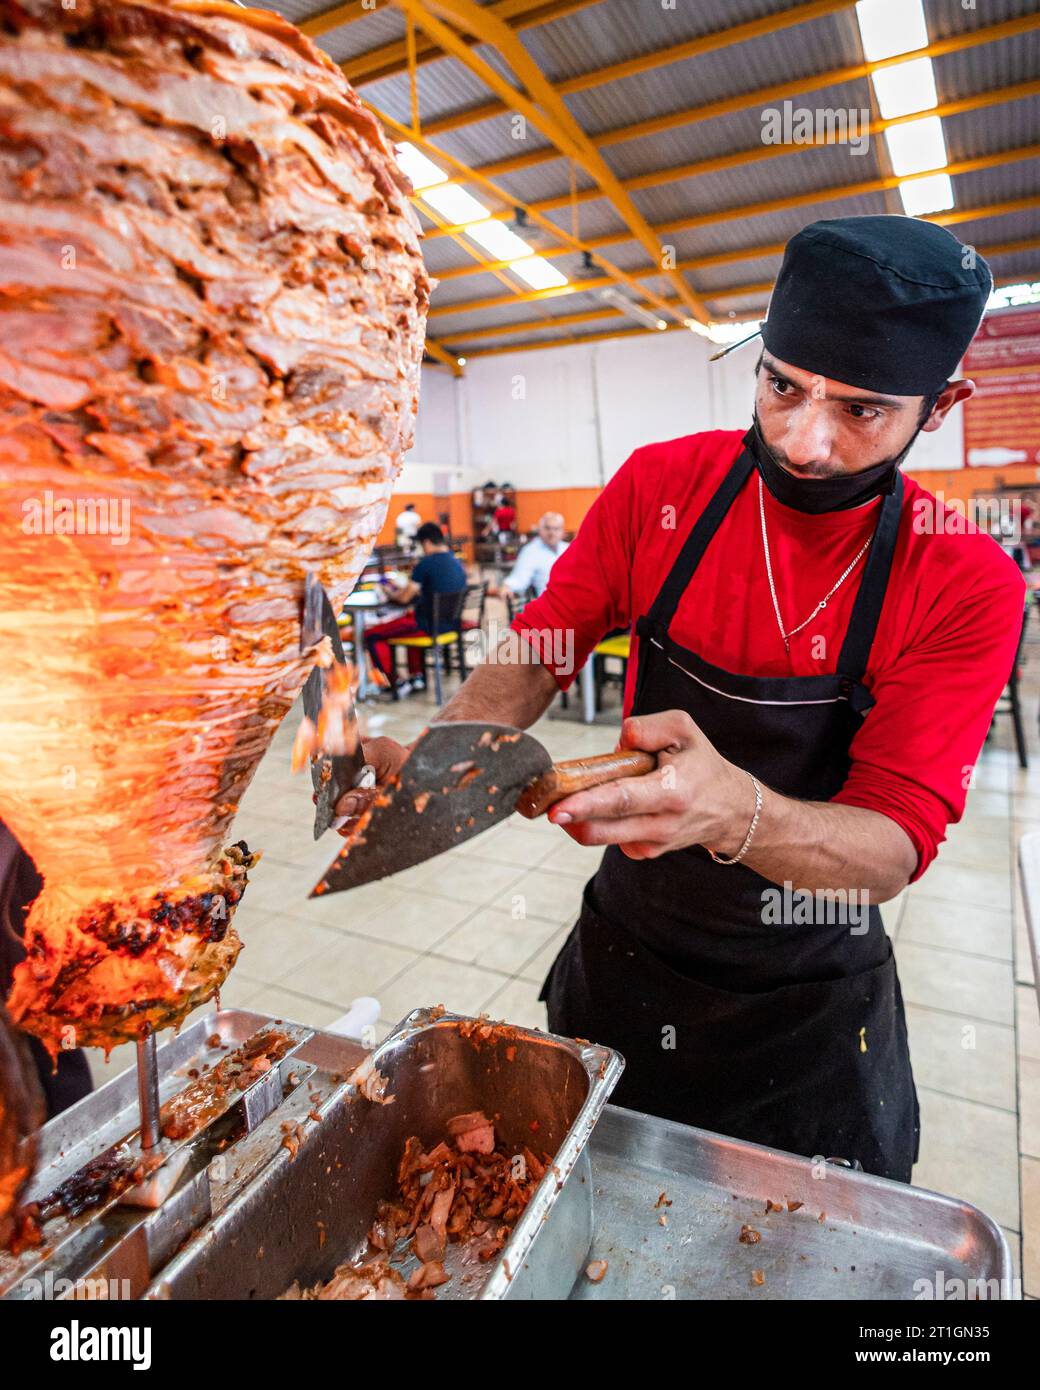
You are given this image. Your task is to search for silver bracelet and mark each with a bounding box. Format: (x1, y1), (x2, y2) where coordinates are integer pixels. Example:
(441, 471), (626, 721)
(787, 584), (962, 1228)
(708, 773), (762, 866)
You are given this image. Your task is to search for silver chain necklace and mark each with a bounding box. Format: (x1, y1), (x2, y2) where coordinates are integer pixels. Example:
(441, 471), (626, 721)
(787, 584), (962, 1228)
(758, 475), (872, 654)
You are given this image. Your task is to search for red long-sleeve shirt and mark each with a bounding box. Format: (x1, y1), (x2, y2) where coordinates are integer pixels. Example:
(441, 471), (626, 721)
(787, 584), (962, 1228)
(513, 430), (1025, 879)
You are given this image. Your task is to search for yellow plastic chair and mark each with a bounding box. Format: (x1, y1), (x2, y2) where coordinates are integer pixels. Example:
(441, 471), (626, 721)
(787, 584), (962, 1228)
(592, 633), (631, 713)
(387, 588), (468, 704)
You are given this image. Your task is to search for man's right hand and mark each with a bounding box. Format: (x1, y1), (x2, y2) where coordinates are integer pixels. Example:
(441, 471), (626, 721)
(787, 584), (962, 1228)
(333, 736), (411, 836)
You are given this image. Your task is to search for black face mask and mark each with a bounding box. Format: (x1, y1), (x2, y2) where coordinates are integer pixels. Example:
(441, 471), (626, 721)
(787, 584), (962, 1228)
(748, 415), (921, 515)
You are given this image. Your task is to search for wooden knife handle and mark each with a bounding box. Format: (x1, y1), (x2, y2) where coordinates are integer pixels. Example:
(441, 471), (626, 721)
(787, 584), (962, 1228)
(516, 750), (657, 819)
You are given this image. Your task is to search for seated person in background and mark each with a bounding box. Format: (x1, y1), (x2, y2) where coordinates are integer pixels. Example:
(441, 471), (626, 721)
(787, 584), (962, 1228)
(491, 511), (569, 600)
(493, 498), (516, 539)
(394, 502), (421, 553)
(365, 522), (467, 696)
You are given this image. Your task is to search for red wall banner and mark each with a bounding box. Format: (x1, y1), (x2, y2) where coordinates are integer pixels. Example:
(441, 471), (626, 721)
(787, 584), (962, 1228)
(962, 305), (1040, 468)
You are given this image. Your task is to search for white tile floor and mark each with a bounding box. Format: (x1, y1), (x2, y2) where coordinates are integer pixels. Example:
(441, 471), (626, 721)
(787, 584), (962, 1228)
(86, 622), (1040, 1297)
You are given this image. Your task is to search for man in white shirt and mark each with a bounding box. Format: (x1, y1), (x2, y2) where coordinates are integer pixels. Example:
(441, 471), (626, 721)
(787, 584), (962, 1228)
(498, 511), (569, 598)
(394, 503), (422, 551)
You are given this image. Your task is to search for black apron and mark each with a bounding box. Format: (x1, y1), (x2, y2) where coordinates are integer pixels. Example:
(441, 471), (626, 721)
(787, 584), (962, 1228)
(542, 443), (920, 1182)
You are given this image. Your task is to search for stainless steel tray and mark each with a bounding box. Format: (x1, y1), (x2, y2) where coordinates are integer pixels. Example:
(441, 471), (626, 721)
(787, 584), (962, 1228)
(571, 1106), (1013, 1300)
(1, 1009), (367, 1300)
(148, 1007), (623, 1300)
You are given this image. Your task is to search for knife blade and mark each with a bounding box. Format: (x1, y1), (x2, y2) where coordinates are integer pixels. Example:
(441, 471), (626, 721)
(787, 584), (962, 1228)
(310, 721), (655, 896)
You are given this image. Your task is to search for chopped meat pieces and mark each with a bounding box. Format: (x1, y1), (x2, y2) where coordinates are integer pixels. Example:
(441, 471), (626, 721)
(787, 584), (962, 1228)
(446, 1110), (495, 1154)
(289, 1112), (546, 1300)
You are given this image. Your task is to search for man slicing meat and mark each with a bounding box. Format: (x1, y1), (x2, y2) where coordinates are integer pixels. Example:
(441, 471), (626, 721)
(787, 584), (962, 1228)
(341, 217), (1025, 1182)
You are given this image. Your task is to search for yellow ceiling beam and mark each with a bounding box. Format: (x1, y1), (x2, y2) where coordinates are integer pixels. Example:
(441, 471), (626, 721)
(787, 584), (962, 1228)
(441, 304), (622, 341)
(388, 0), (710, 323)
(433, 241), (785, 285)
(454, 264), (1040, 363)
(371, 102), (684, 325)
(458, 320), (688, 358)
(429, 195), (1040, 321)
(424, 141), (1040, 263)
(454, 11), (1040, 180)
(705, 239), (1040, 306)
(439, 236), (1040, 349)
(423, 334), (465, 373)
(431, 194), (1040, 288)
(421, 0), (859, 136)
(412, 195), (547, 371)
(424, 84), (1040, 244)
(638, 144), (1040, 243)
(299, 1), (381, 38)
(342, 0), (602, 85)
(524, 79), (1040, 217)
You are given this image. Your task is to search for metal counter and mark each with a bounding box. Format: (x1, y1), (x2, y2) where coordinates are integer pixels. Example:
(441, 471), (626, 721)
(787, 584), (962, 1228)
(572, 1105), (1013, 1300)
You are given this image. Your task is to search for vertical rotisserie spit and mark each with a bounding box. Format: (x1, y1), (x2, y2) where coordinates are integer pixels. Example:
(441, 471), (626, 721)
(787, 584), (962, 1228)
(0, 0), (430, 1052)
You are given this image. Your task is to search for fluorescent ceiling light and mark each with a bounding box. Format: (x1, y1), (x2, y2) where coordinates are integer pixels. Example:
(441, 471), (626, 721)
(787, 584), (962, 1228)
(692, 318), (764, 346)
(395, 141), (567, 290)
(420, 183), (489, 224)
(855, 0), (927, 63)
(599, 286), (668, 329)
(465, 218), (533, 260)
(394, 141), (447, 191)
(510, 256), (568, 290)
(988, 282), (1040, 310)
(898, 171), (954, 216)
(884, 114), (947, 176)
(872, 56), (938, 119)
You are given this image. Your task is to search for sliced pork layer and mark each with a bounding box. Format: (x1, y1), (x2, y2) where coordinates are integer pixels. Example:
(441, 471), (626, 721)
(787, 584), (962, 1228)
(0, 0), (429, 1051)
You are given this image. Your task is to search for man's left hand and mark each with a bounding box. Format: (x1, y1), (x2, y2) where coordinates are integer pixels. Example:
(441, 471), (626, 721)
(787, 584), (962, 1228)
(546, 709), (754, 860)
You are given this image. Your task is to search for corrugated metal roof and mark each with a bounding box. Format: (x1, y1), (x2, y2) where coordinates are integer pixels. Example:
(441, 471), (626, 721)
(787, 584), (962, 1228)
(518, 0), (856, 87)
(314, 9), (407, 65)
(626, 141), (885, 226)
(944, 94), (1040, 165)
(989, 246), (1040, 282)
(272, 0), (1040, 361)
(560, 13), (864, 137)
(953, 207), (1040, 247)
(360, 56), (492, 127)
(951, 156), (1040, 211)
(269, 0), (330, 25)
(933, 31), (1040, 100)
(577, 77), (878, 184)
(925, 0), (1027, 41)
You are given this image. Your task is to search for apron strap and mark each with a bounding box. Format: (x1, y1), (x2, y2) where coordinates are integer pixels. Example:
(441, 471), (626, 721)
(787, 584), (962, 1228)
(645, 446), (755, 631)
(640, 434), (905, 687)
(835, 470), (904, 682)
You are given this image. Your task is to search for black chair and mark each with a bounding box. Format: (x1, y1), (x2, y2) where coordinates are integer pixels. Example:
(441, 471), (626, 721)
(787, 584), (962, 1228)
(504, 584), (537, 624)
(387, 588), (469, 705)
(460, 581), (489, 673)
(991, 602), (1030, 768)
(503, 585), (571, 711)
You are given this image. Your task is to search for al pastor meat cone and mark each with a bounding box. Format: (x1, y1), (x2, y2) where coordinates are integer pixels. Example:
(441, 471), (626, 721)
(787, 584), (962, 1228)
(0, 0), (429, 1051)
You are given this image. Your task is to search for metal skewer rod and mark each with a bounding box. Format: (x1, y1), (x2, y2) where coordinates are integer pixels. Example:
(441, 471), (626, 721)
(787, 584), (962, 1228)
(136, 1029), (161, 1150)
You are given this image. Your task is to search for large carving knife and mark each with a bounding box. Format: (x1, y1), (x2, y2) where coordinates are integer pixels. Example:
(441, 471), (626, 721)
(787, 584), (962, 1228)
(311, 721), (655, 896)
(301, 574), (368, 839)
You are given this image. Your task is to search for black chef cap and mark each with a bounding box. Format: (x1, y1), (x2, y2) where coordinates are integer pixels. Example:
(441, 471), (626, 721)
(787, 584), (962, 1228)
(759, 215), (992, 397)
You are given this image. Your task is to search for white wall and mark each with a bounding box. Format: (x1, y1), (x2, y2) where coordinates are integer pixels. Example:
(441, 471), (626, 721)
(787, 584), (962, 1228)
(410, 328), (966, 491)
(399, 363), (465, 493)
